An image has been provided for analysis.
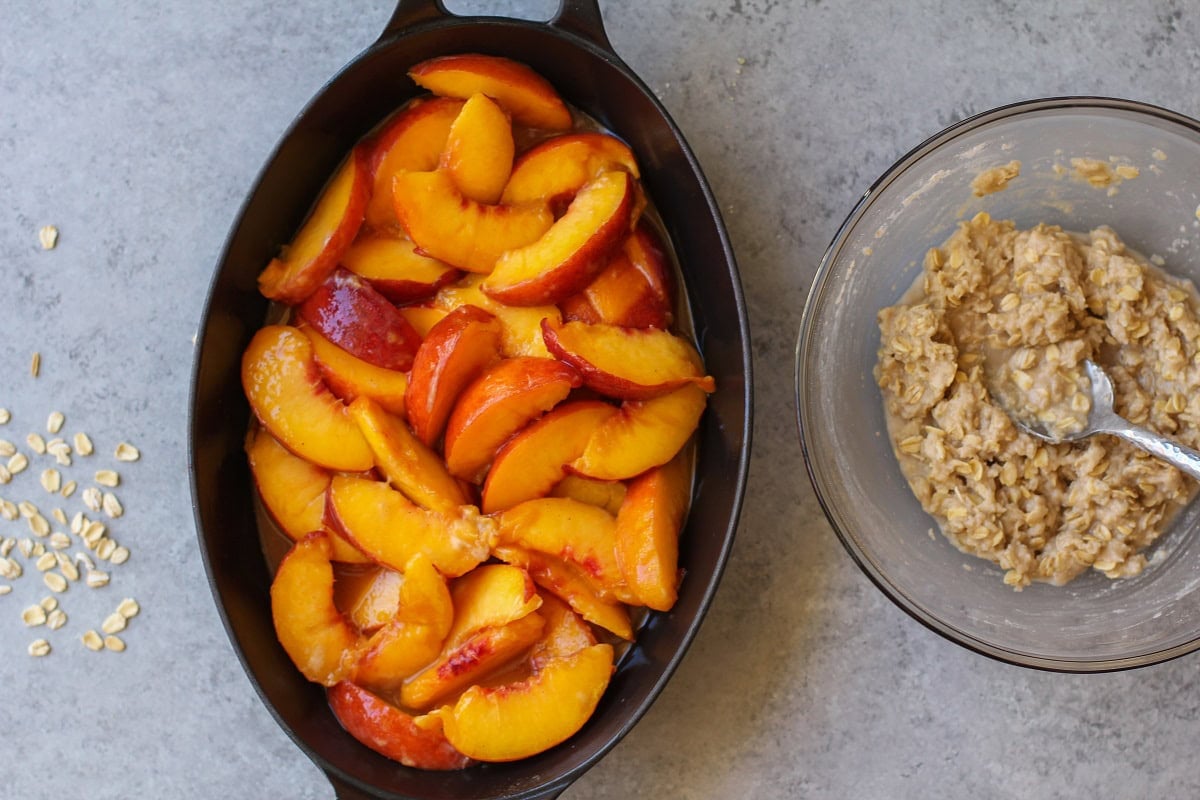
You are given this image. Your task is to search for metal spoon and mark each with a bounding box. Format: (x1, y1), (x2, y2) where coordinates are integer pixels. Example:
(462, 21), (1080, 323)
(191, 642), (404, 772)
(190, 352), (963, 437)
(1012, 359), (1200, 482)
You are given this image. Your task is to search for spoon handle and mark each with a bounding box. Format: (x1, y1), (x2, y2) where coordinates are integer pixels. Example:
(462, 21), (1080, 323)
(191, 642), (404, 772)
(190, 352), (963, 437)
(1108, 422), (1200, 482)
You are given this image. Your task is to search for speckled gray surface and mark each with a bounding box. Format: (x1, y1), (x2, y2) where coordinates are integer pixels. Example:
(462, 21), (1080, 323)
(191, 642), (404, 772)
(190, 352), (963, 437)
(2, 1), (1199, 798)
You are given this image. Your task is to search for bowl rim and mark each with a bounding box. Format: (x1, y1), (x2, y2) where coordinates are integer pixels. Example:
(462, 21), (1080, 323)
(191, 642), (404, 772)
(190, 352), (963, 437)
(796, 95), (1200, 674)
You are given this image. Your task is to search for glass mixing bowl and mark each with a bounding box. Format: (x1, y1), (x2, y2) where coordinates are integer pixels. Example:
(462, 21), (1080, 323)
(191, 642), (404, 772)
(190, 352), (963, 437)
(796, 98), (1200, 671)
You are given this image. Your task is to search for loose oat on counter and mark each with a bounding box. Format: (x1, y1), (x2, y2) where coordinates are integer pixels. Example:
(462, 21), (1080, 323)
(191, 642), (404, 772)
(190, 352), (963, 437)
(877, 212), (1200, 589)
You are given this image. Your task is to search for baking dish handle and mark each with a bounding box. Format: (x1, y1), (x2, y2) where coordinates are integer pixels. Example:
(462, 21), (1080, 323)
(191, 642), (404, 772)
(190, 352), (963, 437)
(381, 0), (614, 54)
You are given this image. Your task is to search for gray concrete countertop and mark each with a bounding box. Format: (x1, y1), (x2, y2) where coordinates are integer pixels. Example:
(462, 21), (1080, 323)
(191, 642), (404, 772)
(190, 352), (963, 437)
(2, 1), (1199, 798)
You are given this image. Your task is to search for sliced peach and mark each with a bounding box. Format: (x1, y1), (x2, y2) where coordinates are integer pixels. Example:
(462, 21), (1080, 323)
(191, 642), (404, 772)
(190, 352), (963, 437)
(436, 643), (614, 762)
(365, 96), (464, 231)
(492, 544), (632, 640)
(549, 474), (626, 516)
(482, 171), (634, 306)
(442, 357), (581, 482)
(392, 170), (552, 274)
(340, 234), (459, 304)
(405, 305), (503, 446)
(347, 397), (468, 514)
(355, 554), (454, 691)
(302, 324), (408, 417)
(270, 532), (362, 685)
(409, 54), (572, 131)
(326, 474), (493, 578)
(296, 267), (422, 373)
(528, 592), (595, 669)
(562, 225), (674, 329)
(615, 453), (691, 611)
(242, 325), (374, 472)
(400, 612), (546, 711)
(399, 304), (450, 338)
(497, 498), (633, 603)
(481, 401), (618, 514)
(335, 566), (404, 633)
(259, 147), (371, 304)
(501, 133), (640, 207)
(572, 384), (708, 481)
(446, 564), (542, 649)
(245, 426), (368, 564)
(435, 274), (561, 358)
(542, 318), (715, 399)
(441, 93), (514, 204)
(328, 681), (472, 771)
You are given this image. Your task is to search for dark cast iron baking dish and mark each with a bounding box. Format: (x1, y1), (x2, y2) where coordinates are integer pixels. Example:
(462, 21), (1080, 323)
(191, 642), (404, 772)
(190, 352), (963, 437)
(188, 1), (752, 797)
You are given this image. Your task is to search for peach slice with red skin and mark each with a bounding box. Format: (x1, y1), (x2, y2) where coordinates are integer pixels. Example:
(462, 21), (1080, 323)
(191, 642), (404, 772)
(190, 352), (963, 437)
(296, 267), (422, 373)
(501, 132), (640, 208)
(482, 171), (635, 307)
(258, 147), (371, 305)
(400, 612), (547, 711)
(270, 532), (363, 686)
(326, 474), (494, 578)
(328, 681), (472, 771)
(302, 325), (408, 418)
(435, 275), (561, 358)
(615, 453), (691, 611)
(242, 325), (374, 473)
(245, 426), (368, 564)
(492, 544), (632, 640)
(542, 318), (715, 400)
(561, 224), (675, 329)
(364, 96), (463, 231)
(481, 400), (618, 514)
(348, 396), (469, 514)
(335, 566), (404, 633)
(441, 93), (515, 205)
(445, 564), (542, 649)
(392, 170), (552, 274)
(354, 554), (454, 692)
(340, 234), (459, 304)
(442, 356), (582, 483)
(496, 497), (634, 603)
(572, 384), (708, 481)
(409, 54), (572, 131)
(435, 643), (614, 762)
(405, 305), (503, 447)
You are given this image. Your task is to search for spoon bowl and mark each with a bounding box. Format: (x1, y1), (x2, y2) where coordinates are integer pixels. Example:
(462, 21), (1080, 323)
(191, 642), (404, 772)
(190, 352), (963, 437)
(1012, 359), (1200, 482)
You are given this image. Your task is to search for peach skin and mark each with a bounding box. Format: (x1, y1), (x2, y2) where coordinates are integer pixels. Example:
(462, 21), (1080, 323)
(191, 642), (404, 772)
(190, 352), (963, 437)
(364, 96), (463, 230)
(481, 400), (619, 514)
(542, 318), (715, 400)
(442, 356), (582, 483)
(340, 234), (459, 304)
(501, 132), (640, 208)
(435, 274), (561, 358)
(296, 267), (422, 373)
(302, 324), (408, 417)
(328, 681), (471, 771)
(408, 54), (572, 131)
(482, 171), (635, 306)
(258, 146), (371, 305)
(405, 305), (503, 447)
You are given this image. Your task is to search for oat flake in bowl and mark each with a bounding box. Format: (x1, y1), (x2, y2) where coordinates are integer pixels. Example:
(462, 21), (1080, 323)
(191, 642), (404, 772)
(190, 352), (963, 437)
(877, 212), (1200, 589)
